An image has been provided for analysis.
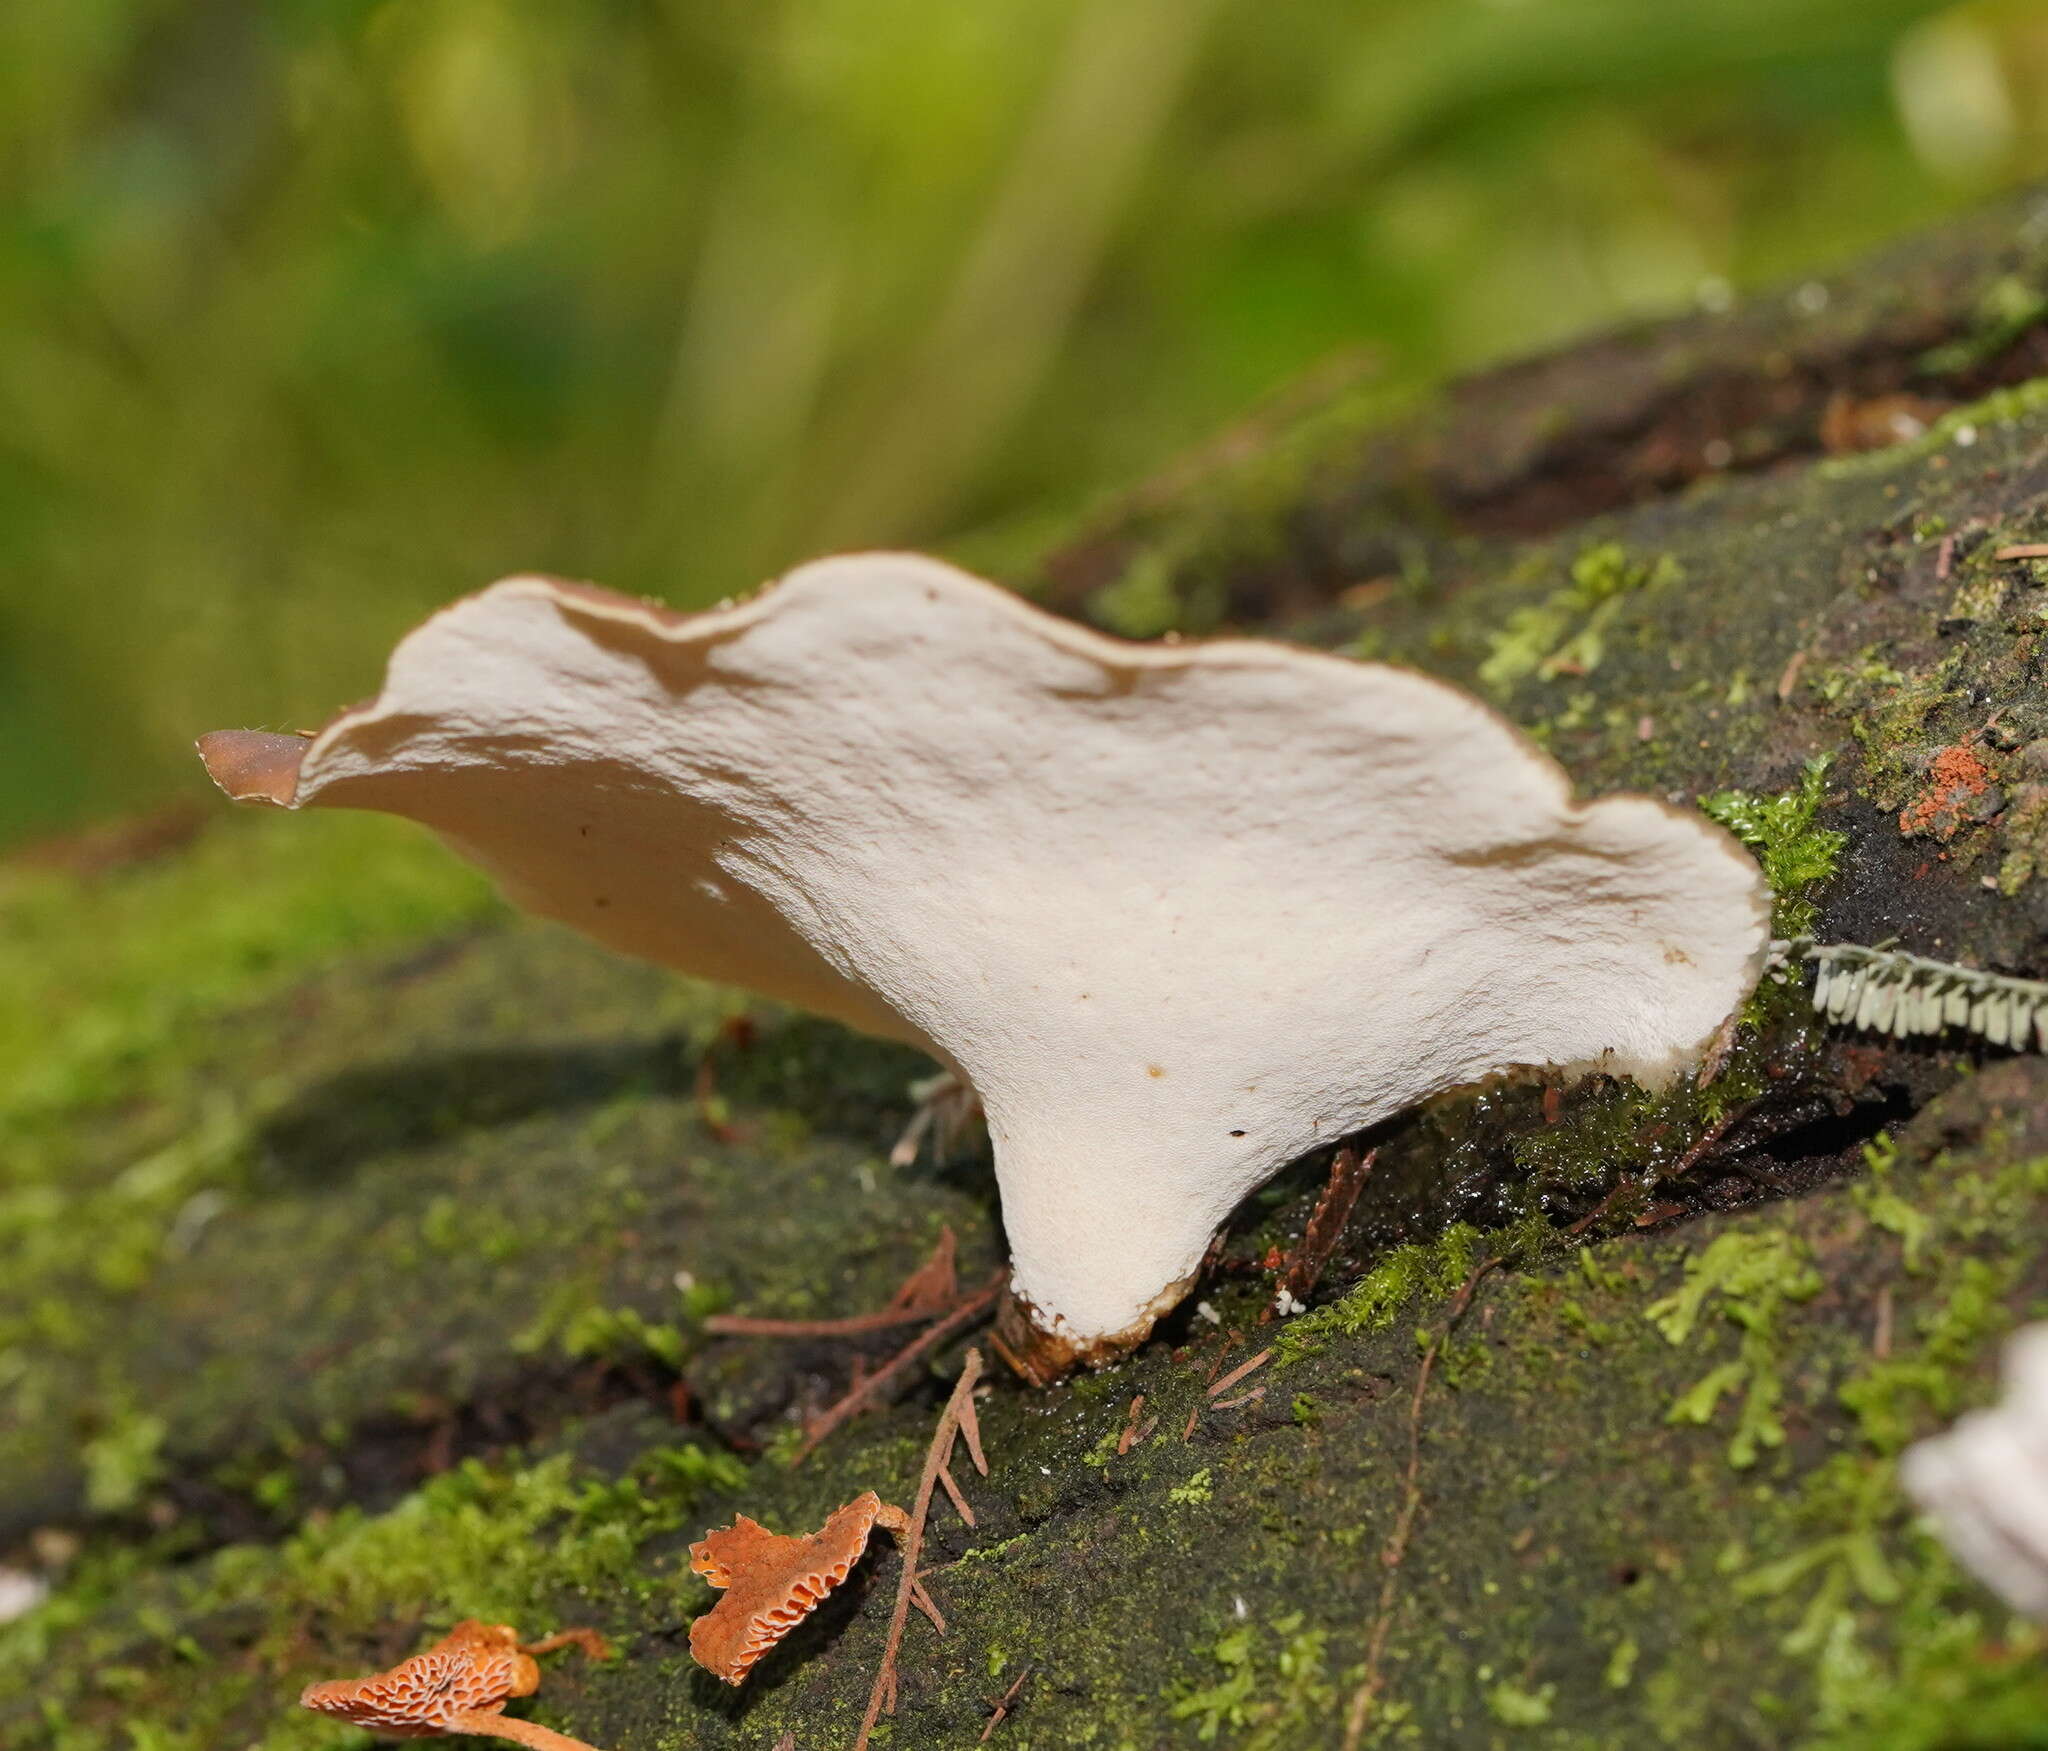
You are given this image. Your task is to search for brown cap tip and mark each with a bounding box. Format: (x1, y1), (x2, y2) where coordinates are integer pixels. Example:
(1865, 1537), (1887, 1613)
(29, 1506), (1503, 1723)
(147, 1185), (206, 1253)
(195, 730), (311, 806)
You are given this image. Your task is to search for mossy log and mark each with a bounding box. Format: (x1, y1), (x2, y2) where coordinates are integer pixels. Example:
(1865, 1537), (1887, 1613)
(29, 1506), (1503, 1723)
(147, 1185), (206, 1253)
(11, 186), (2048, 1750)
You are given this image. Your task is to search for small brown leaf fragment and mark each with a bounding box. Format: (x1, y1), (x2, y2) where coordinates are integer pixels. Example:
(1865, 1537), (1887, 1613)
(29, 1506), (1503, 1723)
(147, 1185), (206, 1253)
(1116, 1394), (1146, 1456)
(687, 1492), (909, 1686)
(1819, 391), (1945, 455)
(1212, 1386), (1267, 1412)
(1776, 649), (1809, 703)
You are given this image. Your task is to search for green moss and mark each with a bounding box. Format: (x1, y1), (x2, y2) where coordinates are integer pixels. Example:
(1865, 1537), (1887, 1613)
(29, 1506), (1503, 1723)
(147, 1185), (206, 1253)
(1275, 1223), (1482, 1363)
(1917, 276), (2048, 376)
(1169, 1618), (1335, 1748)
(1487, 1680), (1555, 1726)
(1699, 758), (1846, 936)
(0, 1429), (745, 1750)
(557, 1304), (690, 1371)
(1647, 1228), (1821, 1469)
(1091, 551), (1196, 640)
(1, 815), (495, 1136)
(1818, 375), (2048, 478)
(80, 1409), (167, 1515)
(1478, 542), (1682, 692)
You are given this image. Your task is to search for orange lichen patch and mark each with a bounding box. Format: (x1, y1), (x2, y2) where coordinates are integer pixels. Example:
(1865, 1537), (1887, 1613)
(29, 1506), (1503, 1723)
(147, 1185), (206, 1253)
(688, 1490), (909, 1685)
(299, 1620), (608, 1751)
(1899, 744), (1996, 842)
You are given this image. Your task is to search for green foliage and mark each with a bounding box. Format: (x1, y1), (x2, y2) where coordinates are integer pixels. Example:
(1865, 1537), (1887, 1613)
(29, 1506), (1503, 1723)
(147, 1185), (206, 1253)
(1700, 758), (1847, 935)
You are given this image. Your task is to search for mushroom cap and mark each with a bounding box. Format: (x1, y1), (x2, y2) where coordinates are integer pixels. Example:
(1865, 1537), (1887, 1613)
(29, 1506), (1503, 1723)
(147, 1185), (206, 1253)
(198, 553), (1767, 1359)
(300, 1619), (539, 1735)
(1902, 1322), (2048, 1620)
(687, 1490), (899, 1684)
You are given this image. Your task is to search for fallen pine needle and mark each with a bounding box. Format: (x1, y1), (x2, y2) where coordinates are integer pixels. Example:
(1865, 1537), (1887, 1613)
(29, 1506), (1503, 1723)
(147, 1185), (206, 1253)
(854, 1350), (985, 1751)
(799, 1273), (1002, 1460)
(979, 1664), (1036, 1742)
(1208, 1349), (1271, 1400)
(1342, 1256), (1501, 1750)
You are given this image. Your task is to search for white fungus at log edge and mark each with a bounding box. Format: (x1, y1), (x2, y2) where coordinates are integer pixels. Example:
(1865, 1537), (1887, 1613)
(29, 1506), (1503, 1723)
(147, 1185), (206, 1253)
(199, 552), (1768, 1379)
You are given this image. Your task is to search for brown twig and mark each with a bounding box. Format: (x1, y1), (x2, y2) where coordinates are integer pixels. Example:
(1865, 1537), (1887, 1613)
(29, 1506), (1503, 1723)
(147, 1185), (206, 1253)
(1995, 543), (2048, 560)
(797, 1272), (1003, 1460)
(1276, 1146), (1376, 1308)
(1343, 1257), (1501, 1750)
(1211, 1386), (1266, 1412)
(978, 1664), (1035, 1742)
(855, 1351), (985, 1751)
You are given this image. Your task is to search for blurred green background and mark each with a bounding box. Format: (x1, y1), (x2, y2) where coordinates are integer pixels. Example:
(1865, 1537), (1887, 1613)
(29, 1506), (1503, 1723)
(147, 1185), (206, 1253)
(5, 0), (2048, 846)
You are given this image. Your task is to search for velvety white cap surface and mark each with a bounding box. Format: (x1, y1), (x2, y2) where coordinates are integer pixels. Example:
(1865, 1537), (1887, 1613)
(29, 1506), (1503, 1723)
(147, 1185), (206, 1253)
(200, 553), (1768, 1350)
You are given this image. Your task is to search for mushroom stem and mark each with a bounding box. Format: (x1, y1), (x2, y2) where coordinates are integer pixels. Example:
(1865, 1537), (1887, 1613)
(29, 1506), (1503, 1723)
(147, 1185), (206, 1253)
(447, 1710), (606, 1751)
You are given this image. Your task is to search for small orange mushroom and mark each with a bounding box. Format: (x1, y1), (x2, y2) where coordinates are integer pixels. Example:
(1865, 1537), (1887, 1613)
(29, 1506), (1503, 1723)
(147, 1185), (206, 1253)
(299, 1620), (609, 1751)
(688, 1490), (909, 1684)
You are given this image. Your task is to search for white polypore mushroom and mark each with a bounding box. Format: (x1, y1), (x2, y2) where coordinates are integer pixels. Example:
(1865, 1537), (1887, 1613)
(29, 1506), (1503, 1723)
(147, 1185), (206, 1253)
(1901, 1322), (2048, 1619)
(198, 553), (1767, 1379)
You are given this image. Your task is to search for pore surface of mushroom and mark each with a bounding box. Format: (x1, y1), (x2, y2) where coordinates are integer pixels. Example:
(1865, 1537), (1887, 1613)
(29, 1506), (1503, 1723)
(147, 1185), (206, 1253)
(199, 554), (1767, 1374)
(299, 1620), (608, 1750)
(689, 1490), (908, 1684)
